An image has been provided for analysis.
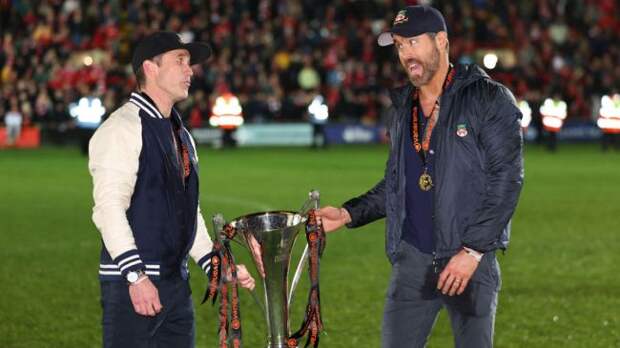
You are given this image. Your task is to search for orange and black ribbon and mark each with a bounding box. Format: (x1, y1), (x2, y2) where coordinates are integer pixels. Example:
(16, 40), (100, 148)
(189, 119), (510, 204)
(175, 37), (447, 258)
(288, 209), (326, 348)
(203, 224), (243, 348)
(411, 64), (456, 157)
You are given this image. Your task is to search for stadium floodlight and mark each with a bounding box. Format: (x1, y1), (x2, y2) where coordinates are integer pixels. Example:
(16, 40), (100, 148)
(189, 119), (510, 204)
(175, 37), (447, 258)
(69, 97), (105, 128)
(518, 100), (532, 128)
(483, 53), (498, 70)
(308, 95), (329, 123)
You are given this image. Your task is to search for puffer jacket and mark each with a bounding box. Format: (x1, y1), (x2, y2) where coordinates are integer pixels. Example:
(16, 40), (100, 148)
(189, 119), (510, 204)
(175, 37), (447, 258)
(343, 64), (524, 263)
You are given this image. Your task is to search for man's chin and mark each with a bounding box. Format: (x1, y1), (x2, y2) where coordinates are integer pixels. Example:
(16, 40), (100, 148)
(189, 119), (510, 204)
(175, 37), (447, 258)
(410, 78), (425, 87)
(410, 74), (432, 87)
(174, 90), (189, 101)
(408, 72), (423, 85)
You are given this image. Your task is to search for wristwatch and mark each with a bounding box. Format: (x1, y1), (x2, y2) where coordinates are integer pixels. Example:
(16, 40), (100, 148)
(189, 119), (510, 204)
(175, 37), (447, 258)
(463, 247), (483, 262)
(126, 270), (146, 284)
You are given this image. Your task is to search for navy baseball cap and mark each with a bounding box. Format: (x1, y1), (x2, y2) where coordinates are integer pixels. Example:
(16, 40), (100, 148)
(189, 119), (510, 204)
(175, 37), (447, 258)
(378, 5), (447, 46)
(131, 31), (212, 73)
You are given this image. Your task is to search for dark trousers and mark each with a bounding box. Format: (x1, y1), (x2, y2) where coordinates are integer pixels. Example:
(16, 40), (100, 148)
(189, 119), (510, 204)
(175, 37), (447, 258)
(101, 277), (195, 348)
(382, 242), (500, 348)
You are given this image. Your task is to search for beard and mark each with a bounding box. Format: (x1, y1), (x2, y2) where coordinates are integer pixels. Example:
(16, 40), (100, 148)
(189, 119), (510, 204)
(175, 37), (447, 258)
(402, 43), (440, 87)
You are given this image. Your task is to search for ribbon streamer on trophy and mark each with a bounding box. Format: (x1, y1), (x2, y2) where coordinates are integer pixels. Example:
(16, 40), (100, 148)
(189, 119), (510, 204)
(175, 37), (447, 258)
(203, 190), (327, 348)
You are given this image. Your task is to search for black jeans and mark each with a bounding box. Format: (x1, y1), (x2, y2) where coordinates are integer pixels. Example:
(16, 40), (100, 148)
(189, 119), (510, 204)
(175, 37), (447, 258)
(101, 276), (195, 348)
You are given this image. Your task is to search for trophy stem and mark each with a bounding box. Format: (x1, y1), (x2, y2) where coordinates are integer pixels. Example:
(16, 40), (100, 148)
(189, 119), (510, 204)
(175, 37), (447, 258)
(260, 225), (295, 347)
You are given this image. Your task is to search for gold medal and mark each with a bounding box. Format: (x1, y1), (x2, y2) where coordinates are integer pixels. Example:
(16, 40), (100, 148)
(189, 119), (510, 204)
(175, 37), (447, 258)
(418, 172), (433, 191)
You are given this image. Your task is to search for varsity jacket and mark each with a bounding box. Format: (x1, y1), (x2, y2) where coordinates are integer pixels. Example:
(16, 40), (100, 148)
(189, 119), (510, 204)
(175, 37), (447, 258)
(89, 92), (214, 281)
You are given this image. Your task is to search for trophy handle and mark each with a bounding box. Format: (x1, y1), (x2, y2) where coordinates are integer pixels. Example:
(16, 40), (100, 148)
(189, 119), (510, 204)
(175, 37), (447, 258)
(212, 213), (226, 243)
(211, 213), (267, 318)
(288, 190), (320, 307)
(298, 189), (320, 217)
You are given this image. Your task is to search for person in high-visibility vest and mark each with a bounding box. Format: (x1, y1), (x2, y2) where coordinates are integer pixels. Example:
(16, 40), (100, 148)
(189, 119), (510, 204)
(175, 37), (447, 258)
(539, 96), (567, 151)
(597, 93), (620, 151)
(307, 94), (329, 148)
(518, 100), (532, 134)
(209, 92), (244, 147)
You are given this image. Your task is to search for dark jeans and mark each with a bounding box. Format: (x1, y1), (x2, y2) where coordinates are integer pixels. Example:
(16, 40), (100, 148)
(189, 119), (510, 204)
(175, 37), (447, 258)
(382, 241), (500, 348)
(101, 277), (195, 348)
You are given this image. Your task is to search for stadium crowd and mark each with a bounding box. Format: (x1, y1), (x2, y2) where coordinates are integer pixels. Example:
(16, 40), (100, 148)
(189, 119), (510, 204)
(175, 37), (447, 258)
(1, 0), (619, 134)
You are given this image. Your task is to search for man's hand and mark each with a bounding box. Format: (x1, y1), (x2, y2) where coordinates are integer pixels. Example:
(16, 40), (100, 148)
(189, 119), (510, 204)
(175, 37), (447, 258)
(437, 249), (480, 296)
(129, 277), (162, 316)
(316, 206), (351, 232)
(235, 264), (256, 290)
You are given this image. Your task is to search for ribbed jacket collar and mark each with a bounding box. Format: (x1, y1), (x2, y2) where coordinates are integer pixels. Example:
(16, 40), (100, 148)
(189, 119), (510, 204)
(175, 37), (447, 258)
(129, 91), (166, 119)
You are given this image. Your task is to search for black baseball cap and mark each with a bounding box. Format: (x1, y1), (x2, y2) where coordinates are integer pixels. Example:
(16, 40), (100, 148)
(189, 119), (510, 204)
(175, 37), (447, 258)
(131, 31), (212, 73)
(377, 5), (447, 46)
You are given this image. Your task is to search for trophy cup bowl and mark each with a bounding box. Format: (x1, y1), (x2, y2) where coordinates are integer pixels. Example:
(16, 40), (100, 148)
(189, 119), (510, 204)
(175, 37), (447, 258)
(228, 211), (307, 348)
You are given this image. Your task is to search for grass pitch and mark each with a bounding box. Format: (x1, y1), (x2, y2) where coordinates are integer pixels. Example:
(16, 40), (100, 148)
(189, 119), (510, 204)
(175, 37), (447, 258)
(0, 144), (618, 347)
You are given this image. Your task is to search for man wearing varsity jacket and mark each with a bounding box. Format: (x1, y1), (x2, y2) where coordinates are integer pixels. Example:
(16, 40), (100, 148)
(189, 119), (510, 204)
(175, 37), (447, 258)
(88, 31), (255, 347)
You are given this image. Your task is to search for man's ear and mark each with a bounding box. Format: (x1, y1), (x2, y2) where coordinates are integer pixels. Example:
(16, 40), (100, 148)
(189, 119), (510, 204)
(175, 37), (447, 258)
(143, 60), (159, 77)
(436, 31), (449, 51)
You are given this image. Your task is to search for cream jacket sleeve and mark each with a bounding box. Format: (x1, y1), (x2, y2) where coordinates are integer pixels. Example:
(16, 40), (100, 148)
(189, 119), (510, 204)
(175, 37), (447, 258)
(88, 103), (145, 274)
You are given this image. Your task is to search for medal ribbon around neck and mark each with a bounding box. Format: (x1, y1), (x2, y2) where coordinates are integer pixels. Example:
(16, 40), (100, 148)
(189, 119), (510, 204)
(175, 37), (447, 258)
(411, 65), (456, 159)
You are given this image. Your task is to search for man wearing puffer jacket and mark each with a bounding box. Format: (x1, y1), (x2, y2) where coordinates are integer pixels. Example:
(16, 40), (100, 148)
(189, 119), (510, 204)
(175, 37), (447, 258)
(318, 5), (523, 348)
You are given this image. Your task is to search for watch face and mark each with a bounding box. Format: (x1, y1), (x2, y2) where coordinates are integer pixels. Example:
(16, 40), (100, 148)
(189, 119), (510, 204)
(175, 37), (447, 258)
(127, 271), (139, 283)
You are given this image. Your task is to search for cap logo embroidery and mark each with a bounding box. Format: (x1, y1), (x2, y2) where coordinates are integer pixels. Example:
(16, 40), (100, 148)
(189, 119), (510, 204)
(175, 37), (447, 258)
(393, 10), (408, 25)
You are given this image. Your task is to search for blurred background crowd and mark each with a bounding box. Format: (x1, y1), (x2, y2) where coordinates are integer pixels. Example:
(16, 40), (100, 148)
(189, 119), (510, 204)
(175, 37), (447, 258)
(1, 0), (619, 137)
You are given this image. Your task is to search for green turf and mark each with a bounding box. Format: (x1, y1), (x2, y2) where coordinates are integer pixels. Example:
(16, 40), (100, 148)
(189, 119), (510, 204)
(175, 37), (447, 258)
(0, 144), (618, 347)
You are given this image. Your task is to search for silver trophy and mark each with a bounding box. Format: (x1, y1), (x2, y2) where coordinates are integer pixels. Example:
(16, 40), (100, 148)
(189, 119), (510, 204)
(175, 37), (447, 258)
(211, 190), (324, 348)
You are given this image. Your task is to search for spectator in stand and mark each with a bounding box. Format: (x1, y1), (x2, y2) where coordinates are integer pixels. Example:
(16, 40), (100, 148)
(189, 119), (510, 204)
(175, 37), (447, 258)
(4, 98), (23, 146)
(0, 1), (618, 132)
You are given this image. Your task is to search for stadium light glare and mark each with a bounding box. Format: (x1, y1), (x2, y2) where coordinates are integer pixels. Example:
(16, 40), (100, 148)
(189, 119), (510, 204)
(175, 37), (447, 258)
(483, 53), (498, 70)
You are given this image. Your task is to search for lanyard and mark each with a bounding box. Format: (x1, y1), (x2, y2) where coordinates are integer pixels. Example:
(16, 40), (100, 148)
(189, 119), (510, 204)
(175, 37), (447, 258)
(411, 64), (456, 163)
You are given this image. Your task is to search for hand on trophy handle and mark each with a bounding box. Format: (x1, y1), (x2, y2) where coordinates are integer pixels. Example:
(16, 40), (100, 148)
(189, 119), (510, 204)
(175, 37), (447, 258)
(235, 264), (256, 290)
(316, 206), (351, 232)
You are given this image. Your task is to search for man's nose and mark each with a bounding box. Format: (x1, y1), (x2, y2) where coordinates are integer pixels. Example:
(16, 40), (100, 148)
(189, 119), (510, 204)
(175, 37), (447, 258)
(184, 64), (193, 77)
(399, 46), (417, 60)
